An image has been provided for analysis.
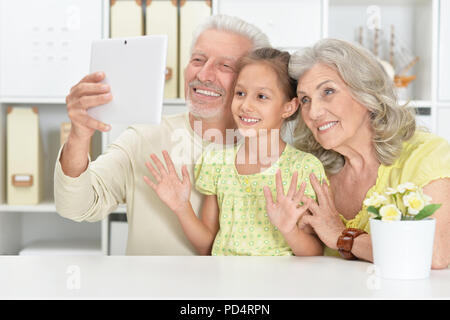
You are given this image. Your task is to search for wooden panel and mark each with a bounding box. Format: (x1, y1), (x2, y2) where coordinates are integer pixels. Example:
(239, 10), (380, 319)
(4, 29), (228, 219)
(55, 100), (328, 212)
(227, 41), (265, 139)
(110, 0), (142, 38)
(179, 1), (212, 99)
(146, 1), (178, 99)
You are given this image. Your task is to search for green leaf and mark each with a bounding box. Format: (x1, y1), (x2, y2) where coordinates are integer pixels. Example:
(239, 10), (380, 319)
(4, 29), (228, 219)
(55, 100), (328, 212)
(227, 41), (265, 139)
(414, 204), (442, 220)
(367, 206), (380, 216)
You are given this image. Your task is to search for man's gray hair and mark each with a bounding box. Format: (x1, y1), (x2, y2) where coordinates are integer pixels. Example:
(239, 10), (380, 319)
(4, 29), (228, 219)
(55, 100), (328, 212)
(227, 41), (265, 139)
(191, 14), (271, 52)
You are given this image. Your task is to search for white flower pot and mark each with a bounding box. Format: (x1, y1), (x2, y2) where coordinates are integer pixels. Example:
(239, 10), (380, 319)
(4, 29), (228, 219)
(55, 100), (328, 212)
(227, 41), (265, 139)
(369, 218), (436, 280)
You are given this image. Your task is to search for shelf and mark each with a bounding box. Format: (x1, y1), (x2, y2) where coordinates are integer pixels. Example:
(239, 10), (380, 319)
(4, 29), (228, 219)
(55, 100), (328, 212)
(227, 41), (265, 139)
(0, 202), (127, 213)
(0, 97), (66, 104)
(0, 201), (56, 213)
(18, 239), (102, 256)
(400, 100), (432, 107)
(0, 98), (186, 106)
(330, 0), (429, 5)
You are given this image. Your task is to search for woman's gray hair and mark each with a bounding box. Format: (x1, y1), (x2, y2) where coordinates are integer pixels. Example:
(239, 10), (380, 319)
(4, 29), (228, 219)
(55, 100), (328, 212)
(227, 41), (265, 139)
(289, 38), (416, 174)
(191, 14), (271, 52)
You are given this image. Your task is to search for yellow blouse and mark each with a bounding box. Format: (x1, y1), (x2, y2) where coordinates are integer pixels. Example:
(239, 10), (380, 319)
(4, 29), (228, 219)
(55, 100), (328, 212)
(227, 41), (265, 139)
(326, 131), (450, 257)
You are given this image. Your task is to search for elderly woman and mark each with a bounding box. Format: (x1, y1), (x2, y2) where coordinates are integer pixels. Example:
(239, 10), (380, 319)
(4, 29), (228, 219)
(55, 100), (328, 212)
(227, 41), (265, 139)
(286, 38), (450, 269)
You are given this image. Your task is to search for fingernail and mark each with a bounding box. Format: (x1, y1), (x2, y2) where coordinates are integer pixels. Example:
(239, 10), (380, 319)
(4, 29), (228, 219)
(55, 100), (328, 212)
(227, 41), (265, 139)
(103, 124), (111, 131)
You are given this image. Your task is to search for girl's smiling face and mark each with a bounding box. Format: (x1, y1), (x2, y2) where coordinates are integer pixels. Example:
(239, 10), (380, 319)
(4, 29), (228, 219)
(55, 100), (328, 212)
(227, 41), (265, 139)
(231, 62), (297, 137)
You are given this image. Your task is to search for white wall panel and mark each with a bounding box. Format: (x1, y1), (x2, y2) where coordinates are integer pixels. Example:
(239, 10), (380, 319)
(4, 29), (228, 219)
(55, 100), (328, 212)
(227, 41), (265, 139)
(215, 0), (322, 49)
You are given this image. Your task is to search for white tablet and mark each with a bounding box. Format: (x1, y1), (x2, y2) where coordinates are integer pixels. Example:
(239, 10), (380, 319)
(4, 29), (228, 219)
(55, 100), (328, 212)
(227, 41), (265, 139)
(88, 35), (167, 125)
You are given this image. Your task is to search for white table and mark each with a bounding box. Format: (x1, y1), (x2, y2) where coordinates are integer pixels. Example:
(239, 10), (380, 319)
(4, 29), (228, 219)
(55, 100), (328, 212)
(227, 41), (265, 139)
(0, 256), (449, 299)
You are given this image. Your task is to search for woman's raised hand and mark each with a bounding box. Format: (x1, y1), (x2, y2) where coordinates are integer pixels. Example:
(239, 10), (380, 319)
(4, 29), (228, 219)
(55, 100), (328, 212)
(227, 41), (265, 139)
(298, 173), (346, 249)
(143, 150), (191, 214)
(263, 170), (312, 235)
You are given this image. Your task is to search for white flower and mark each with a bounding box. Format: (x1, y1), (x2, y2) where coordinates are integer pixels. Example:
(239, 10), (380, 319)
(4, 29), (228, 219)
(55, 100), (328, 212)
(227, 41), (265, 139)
(363, 192), (388, 208)
(385, 187), (398, 195)
(379, 204), (402, 221)
(396, 182), (417, 194)
(403, 191), (427, 215)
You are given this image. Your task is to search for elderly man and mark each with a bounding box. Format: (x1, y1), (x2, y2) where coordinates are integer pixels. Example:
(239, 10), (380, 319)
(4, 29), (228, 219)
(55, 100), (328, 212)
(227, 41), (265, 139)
(54, 15), (270, 255)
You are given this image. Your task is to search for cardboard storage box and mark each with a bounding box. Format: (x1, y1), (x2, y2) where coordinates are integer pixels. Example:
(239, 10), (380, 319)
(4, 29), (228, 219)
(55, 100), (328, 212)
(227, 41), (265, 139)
(6, 107), (43, 205)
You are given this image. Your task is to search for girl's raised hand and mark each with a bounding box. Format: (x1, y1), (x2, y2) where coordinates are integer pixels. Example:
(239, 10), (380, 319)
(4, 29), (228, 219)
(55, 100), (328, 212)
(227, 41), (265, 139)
(263, 170), (311, 235)
(143, 150), (191, 214)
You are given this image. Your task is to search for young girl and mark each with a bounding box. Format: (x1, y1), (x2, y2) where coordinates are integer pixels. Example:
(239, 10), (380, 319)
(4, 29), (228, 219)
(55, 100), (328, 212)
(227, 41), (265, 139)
(144, 48), (326, 256)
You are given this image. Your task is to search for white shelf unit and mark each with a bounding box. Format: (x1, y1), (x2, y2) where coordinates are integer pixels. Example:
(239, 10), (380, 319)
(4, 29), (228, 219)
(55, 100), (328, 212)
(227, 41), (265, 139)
(326, 0), (448, 139)
(435, 0), (450, 142)
(0, 0), (109, 255)
(0, 0), (188, 256)
(0, 0), (448, 256)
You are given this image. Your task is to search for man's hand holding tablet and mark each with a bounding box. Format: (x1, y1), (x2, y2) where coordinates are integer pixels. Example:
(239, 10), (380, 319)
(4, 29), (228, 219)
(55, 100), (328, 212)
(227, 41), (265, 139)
(61, 35), (167, 178)
(66, 71), (113, 141)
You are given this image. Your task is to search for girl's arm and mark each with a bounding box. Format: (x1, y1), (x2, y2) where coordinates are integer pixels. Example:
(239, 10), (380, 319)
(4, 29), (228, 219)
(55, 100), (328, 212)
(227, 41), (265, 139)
(173, 195), (219, 255)
(264, 170), (323, 256)
(282, 225), (324, 257)
(143, 151), (219, 255)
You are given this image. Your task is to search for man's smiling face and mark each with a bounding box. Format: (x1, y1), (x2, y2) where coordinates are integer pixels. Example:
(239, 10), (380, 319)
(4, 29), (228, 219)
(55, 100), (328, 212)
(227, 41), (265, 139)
(184, 29), (253, 119)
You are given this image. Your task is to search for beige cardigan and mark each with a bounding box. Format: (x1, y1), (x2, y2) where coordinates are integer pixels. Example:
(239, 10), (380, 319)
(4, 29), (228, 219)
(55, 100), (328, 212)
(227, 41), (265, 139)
(54, 112), (211, 255)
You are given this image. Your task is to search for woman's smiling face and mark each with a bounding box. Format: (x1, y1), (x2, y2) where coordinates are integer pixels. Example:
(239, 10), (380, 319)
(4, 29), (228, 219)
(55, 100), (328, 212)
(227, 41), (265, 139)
(297, 63), (372, 151)
(232, 62), (296, 138)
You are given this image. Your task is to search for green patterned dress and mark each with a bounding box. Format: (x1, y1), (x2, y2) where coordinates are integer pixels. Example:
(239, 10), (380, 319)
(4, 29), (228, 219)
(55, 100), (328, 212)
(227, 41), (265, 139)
(194, 143), (326, 256)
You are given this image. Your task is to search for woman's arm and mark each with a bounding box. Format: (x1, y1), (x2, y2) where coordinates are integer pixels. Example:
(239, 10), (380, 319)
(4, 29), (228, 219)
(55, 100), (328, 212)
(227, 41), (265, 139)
(302, 174), (450, 267)
(353, 179), (450, 267)
(423, 178), (450, 269)
(299, 173), (373, 261)
(352, 179), (450, 266)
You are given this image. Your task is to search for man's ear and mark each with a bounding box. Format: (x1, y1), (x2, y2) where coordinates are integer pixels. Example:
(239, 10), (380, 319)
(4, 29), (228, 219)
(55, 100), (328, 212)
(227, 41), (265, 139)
(282, 97), (299, 119)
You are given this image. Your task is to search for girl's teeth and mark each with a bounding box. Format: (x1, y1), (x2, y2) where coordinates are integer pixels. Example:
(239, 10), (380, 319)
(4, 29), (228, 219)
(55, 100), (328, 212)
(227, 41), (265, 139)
(241, 117), (260, 123)
(195, 89), (220, 97)
(318, 121), (338, 131)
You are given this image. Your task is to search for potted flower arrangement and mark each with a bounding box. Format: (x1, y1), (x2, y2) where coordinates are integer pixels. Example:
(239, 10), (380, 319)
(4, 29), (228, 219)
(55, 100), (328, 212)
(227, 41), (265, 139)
(365, 182), (441, 279)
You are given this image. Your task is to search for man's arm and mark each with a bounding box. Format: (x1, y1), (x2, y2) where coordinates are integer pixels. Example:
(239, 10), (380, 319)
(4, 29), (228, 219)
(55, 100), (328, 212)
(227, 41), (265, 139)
(54, 129), (134, 223)
(61, 72), (112, 177)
